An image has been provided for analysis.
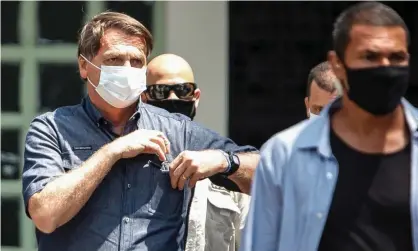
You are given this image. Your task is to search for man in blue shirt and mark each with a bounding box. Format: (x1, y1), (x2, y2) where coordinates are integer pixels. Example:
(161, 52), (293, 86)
(22, 12), (258, 251)
(241, 2), (418, 251)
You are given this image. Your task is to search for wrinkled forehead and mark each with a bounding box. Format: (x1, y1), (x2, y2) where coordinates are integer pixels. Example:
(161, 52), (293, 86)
(348, 25), (408, 54)
(99, 29), (147, 56)
(146, 67), (193, 85)
(147, 76), (189, 86)
(309, 80), (339, 106)
(103, 44), (145, 58)
(156, 77), (189, 85)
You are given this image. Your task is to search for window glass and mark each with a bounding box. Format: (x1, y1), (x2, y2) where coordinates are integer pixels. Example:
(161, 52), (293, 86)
(1, 198), (20, 246)
(106, 1), (154, 33)
(1, 63), (20, 112)
(1, 130), (20, 180)
(38, 1), (87, 44)
(39, 64), (84, 111)
(1, 1), (20, 44)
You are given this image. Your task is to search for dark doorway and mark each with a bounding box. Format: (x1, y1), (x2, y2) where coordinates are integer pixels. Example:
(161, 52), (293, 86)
(228, 2), (418, 148)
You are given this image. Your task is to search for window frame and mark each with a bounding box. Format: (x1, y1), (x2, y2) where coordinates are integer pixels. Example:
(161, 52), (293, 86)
(0, 1), (165, 250)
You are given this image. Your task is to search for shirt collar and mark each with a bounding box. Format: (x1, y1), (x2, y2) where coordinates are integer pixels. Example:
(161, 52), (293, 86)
(296, 97), (418, 159)
(82, 96), (141, 125)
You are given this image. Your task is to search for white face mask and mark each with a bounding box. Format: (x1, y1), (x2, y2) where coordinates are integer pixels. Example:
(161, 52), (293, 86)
(81, 55), (146, 108)
(308, 109), (320, 119)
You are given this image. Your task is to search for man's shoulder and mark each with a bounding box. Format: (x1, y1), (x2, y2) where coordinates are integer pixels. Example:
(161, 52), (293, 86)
(140, 103), (214, 136)
(262, 119), (311, 154)
(31, 104), (83, 127)
(141, 103), (192, 122)
(259, 118), (326, 175)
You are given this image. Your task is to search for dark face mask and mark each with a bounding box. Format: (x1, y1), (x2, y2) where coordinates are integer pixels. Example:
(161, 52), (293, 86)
(345, 65), (409, 115)
(147, 99), (196, 120)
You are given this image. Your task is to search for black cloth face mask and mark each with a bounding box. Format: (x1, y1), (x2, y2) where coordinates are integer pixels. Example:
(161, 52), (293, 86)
(147, 99), (196, 120)
(345, 65), (409, 115)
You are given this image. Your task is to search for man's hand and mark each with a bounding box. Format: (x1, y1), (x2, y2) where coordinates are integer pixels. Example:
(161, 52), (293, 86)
(109, 129), (170, 161)
(169, 150), (228, 190)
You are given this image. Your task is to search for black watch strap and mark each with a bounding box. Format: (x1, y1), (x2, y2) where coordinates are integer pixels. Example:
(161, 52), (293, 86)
(222, 151), (240, 176)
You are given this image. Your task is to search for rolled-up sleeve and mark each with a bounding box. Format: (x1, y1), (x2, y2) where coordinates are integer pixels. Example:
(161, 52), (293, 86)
(239, 137), (286, 251)
(186, 122), (258, 192)
(22, 116), (64, 217)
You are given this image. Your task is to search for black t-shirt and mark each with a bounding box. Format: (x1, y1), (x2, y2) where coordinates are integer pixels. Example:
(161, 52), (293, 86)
(318, 128), (413, 251)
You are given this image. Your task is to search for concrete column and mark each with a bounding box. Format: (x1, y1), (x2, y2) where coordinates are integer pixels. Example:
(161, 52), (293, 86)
(164, 1), (228, 136)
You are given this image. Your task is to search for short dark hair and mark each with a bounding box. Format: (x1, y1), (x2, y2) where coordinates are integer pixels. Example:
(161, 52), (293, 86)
(78, 11), (153, 60)
(306, 62), (336, 97)
(332, 2), (409, 60)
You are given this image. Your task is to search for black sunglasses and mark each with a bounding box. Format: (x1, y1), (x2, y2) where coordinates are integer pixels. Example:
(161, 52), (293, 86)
(146, 82), (197, 100)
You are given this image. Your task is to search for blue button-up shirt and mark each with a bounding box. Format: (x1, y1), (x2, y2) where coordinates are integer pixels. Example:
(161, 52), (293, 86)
(240, 98), (418, 251)
(22, 97), (256, 251)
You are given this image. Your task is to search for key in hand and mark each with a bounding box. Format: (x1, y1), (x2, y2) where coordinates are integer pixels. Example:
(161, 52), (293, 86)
(161, 161), (170, 172)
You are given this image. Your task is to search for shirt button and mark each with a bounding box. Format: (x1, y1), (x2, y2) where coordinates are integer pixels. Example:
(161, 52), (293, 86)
(326, 172), (333, 180)
(123, 217), (129, 224)
(316, 212), (323, 219)
(127, 184), (131, 189)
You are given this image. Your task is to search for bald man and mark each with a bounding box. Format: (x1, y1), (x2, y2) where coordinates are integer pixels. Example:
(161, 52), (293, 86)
(143, 54), (250, 251)
(144, 54), (200, 119)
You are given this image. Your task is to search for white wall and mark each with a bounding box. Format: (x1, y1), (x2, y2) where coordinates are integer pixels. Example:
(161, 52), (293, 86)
(164, 1), (228, 136)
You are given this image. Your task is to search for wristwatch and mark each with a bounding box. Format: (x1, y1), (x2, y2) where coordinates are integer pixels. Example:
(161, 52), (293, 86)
(221, 151), (240, 176)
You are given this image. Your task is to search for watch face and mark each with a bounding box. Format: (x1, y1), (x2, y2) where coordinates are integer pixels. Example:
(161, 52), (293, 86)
(232, 154), (240, 165)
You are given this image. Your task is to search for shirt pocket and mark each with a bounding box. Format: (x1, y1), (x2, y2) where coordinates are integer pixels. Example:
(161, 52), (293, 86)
(147, 160), (184, 218)
(207, 185), (241, 216)
(61, 149), (110, 210)
(205, 216), (235, 251)
(205, 187), (241, 251)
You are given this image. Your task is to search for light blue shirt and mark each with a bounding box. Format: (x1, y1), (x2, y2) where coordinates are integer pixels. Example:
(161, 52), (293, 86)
(240, 98), (418, 251)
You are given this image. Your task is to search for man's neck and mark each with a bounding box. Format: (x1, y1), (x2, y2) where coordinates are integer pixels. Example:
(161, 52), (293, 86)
(336, 97), (405, 136)
(103, 107), (136, 126)
(92, 99), (138, 127)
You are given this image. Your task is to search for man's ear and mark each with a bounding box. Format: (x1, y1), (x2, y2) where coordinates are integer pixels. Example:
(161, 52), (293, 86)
(304, 96), (310, 118)
(194, 88), (201, 108)
(78, 56), (88, 79)
(328, 50), (348, 89)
